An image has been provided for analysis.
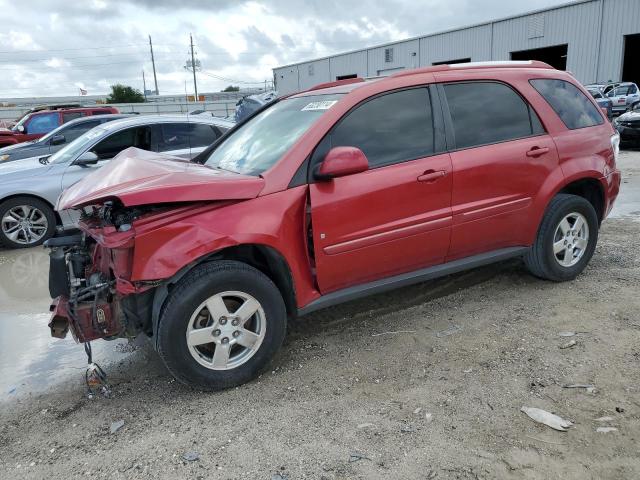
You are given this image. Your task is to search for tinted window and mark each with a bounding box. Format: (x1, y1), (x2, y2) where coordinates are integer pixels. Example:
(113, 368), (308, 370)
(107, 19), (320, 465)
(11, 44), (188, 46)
(158, 123), (219, 152)
(444, 82), (540, 149)
(531, 79), (603, 130)
(27, 112), (60, 134)
(588, 89), (603, 99)
(62, 120), (101, 142)
(91, 126), (152, 159)
(330, 88), (434, 168)
(62, 112), (84, 123)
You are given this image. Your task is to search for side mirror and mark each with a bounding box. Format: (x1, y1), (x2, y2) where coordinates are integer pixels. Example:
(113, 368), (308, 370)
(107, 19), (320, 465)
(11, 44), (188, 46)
(73, 151), (99, 166)
(315, 146), (369, 180)
(50, 134), (66, 146)
(17, 125), (25, 133)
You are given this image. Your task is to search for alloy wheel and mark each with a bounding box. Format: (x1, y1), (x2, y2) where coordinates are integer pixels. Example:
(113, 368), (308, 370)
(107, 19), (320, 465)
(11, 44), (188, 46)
(552, 212), (589, 267)
(1, 205), (49, 246)
(185, 291), (266, 370)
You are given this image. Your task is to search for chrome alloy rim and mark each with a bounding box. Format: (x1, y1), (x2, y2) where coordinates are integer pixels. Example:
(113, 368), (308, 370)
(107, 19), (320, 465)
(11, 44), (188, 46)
(1, 205), (48, 245)
(553, 212), (589, 267)
(186, 291), (266, 370)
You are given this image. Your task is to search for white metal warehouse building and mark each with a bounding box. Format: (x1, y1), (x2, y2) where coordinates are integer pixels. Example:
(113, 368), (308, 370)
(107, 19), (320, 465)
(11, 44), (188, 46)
(273, 0), (640, 94)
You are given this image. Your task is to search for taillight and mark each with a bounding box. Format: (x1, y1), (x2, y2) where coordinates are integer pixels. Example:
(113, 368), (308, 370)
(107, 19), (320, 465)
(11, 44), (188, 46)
(610, 133), (620, 166)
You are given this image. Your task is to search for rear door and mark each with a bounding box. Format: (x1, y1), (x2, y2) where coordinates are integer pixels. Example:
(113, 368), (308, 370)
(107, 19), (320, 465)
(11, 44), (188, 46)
(155, 122), (223, 159)
(439, 80), (560, 260)
(309, 87), (452, 293)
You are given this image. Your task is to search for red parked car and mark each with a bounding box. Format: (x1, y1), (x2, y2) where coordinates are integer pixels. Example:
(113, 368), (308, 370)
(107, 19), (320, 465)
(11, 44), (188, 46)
(0, 106), (119, 147)
(47, 61), (621, 390)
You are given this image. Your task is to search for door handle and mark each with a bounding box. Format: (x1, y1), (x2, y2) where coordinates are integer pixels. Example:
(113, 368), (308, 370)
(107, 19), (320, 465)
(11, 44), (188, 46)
(526, 147), (550, 158)
(417, 170), (447, 182)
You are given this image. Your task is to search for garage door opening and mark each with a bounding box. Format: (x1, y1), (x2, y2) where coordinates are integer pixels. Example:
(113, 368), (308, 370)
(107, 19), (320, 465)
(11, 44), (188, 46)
(336, 74), (357, 80)
(510, 44), (567, 70)
(622, 34), (640, 86)
(432, 58), (471, 66)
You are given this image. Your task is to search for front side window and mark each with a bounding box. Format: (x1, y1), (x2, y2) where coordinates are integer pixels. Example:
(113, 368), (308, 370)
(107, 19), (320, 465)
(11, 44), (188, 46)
(62, 120), (101, 142)
(205, 94), (343, 175)
(26, 112), (60, 134)
(330, 88), (435, 168)
(444, 82), (543, 149)
(530, 79), (603, 130)
(91, 126), (152, 159)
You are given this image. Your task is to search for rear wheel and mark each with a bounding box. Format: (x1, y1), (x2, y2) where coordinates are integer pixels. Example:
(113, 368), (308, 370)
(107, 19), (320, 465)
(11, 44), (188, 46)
(524, 194), (598, 281)
(157, 260), (287, 390)
(0, 197), (56, 249)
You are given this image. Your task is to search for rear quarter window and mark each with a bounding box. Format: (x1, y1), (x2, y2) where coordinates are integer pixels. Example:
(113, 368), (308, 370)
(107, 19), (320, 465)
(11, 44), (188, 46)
(530, 79), (603, 130)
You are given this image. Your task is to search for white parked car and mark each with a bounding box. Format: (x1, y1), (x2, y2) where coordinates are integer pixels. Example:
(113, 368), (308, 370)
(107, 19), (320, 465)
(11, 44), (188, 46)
(606, 82), (640, 113)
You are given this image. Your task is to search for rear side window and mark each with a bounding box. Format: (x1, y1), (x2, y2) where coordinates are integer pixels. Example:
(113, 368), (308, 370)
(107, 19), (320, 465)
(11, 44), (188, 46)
(330, 88), (435, 168)
(530, 79), (603, 130)
(62, 120), (101, 142)
(443, 82), (543, 150)
(158, 123), (220, 152)
(62, 112), (84, 123)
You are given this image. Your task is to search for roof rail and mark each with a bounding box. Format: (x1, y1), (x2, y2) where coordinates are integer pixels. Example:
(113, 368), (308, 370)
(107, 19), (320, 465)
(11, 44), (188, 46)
(306, 77), (365, 92)
(390, 60), (554, 78)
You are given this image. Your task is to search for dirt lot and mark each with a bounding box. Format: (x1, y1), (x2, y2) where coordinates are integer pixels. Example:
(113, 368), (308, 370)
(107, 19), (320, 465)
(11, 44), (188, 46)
(1, 152), (639, 480)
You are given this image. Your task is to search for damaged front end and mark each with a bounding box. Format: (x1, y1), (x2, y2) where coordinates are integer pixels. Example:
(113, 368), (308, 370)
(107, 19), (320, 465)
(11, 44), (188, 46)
(46, 201), (158, 344)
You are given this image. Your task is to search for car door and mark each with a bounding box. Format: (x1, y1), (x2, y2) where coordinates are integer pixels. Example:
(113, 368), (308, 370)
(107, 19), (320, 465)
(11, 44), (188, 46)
(309, 87), (452, 293)
(155, 122), (222, 159)
(438, 80), (560, 261)
(60, 125), (153, 225)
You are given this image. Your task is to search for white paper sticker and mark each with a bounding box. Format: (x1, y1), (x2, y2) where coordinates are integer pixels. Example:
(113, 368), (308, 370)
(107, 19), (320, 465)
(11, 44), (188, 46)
(301, 100), (338, 111)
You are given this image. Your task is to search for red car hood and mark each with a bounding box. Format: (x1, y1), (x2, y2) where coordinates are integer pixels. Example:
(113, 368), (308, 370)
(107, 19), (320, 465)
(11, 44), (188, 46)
(58, 147), (265, 210)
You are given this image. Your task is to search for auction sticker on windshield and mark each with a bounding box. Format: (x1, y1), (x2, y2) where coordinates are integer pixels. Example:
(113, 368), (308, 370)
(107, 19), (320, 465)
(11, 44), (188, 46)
(301, 100), (338, 111)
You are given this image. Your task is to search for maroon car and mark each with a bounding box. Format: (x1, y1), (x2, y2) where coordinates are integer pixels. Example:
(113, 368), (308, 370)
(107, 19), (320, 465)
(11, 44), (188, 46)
(0, 106), (119, 147)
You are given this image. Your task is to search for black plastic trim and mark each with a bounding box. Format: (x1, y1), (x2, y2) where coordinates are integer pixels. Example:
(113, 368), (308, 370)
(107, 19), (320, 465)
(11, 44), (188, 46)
(298, 246), (529, 316)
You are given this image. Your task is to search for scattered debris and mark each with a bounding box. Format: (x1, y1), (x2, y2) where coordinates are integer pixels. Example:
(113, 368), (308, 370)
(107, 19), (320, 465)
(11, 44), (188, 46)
(558, 331), (576, 337)
(425, 413), (434, 423)
(110, 420), (125, 434)
(595, 416), (614, 422)
(596, 427), (618, 433)
(413, 407), (422, 415)
(182, 451), (199, 462)
(356, 423), (376, 429)
(616, 407), (625, 413)
(371, 330), (417, 337)
(271, 473), (288, 480)
(559, 340), (577, 349)
(525, 435), (567, 446)
(521, 406), (573, 432)
(562, 384), (596, 394)
(463, 368), (473, 373)
(7, 386), (16, 395)
(436, 324), (462, 338)
(349, 452), (371, 463)
(400, 424), (416, 433)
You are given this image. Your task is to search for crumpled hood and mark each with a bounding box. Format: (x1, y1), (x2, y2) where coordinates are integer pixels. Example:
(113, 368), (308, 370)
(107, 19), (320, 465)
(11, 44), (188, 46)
(57, 147), (265, 210)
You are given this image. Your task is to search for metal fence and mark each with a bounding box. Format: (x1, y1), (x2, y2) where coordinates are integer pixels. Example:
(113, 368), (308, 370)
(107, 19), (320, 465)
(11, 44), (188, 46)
(0, 99), (238, 123)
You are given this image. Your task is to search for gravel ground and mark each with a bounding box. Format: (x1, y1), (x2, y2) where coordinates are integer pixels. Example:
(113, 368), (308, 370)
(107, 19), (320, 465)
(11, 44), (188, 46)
(1, 152), (639, 480)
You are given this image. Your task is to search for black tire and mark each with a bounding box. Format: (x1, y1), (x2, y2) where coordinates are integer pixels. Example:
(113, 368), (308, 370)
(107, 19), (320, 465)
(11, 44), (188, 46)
(0, 196), (57, 249)
(524, 194), (599, 282)
(157, 260), (287, 390)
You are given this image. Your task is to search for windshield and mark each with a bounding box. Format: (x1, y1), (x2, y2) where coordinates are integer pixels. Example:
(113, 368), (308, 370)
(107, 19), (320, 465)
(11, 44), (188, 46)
(205, 94), (343, 175)
(49, 126), (107, 164)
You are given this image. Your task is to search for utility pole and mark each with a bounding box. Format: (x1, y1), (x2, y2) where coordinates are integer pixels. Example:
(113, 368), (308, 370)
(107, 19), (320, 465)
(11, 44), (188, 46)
(190, 33), (198, 102)
(149, 35), (159, 95)
(142, 70), (147, 101)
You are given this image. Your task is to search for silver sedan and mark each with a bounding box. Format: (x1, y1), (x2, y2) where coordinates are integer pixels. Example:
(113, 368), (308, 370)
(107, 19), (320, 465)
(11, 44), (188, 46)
(0, 115), (234, 248)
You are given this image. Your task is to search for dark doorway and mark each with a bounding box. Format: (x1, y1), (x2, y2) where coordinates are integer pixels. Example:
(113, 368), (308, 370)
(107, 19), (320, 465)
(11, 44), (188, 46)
(336, 74), (357, 80)
(511, 44), (567, 70)
(432, 58), (471, 66)
(622, 34), (640, 86)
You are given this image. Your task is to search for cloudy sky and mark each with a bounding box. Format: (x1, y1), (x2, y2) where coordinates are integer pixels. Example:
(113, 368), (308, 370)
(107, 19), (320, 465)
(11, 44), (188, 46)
(0, 0), (569, 98)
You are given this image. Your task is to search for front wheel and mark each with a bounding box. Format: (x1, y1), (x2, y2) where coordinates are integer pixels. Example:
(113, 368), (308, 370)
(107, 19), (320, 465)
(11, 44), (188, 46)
(0, 196), (56, 249)
(157, 260), (287, 390)
(524, 194), (599, 282)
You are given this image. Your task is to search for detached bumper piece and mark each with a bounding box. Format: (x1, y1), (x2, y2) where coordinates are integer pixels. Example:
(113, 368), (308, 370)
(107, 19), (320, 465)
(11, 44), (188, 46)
(49, 296), (122, 343)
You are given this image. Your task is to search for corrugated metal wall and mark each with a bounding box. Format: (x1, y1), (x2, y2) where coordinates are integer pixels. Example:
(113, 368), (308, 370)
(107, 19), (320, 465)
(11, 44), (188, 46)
(274, 0), (640, 94)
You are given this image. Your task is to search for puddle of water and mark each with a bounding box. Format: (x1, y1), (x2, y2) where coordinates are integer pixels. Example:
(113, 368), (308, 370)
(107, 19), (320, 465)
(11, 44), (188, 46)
(0, 249), (138, 402)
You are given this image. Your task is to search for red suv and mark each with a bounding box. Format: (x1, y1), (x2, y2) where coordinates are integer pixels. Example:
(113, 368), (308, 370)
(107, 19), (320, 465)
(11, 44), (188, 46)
(47, 61), (620, 390)
(0, 106), (119, 147)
